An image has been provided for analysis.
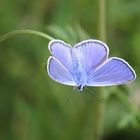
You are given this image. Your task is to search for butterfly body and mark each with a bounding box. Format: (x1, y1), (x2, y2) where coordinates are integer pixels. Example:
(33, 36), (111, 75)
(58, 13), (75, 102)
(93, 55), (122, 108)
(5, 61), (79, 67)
(71, 48), (88, 89)
(47, 39), (136, 91)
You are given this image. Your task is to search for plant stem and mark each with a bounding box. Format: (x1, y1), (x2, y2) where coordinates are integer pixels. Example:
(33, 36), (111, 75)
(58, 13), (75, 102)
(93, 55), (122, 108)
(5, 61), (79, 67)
(93, 0), (106, 140)
(0, 29), (54, 43)
(93, 91), (106, 140)
(98, 0), (106, 42)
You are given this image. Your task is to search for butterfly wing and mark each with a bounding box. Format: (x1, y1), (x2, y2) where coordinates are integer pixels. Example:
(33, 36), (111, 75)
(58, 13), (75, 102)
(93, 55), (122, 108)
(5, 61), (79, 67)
(47, 56), (76, 86)
(74, 39), (109, 73)
(49, 40), (73, 73)
(87, 57), (136, 86)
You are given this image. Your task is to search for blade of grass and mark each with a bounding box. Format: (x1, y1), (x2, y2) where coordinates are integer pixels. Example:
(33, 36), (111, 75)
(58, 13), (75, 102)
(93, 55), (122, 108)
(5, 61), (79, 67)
(93, 0), (107, 140)
(0, 29), (54, 43)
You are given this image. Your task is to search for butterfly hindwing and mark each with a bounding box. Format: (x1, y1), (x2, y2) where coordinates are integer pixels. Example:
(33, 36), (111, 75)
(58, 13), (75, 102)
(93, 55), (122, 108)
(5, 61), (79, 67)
(87, 57), (136, 86)
(74, 40), (109, 73)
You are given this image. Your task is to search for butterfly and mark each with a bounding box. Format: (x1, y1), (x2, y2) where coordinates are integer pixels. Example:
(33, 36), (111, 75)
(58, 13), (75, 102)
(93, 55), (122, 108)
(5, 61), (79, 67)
(47, 39), (136, 91)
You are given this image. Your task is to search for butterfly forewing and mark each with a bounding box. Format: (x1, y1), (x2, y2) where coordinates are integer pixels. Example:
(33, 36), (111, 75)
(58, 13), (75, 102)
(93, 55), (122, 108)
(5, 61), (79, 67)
(87, 57), (136, 86)
(47, 56), (76, 86)
(49, 40), (73, 73)
(74, 40), (109, 73)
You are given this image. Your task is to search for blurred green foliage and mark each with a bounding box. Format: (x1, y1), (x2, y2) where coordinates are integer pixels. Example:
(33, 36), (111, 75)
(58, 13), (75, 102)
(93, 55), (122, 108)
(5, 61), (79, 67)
(0, 0), (140, 140)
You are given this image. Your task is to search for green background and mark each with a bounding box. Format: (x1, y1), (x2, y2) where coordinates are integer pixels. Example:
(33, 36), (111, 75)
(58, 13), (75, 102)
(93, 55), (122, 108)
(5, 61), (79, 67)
(0, 0), (140, 140)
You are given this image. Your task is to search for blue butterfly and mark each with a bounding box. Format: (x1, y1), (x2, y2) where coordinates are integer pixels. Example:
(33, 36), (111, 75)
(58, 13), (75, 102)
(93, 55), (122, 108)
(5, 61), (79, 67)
(47, 39), (136, 91)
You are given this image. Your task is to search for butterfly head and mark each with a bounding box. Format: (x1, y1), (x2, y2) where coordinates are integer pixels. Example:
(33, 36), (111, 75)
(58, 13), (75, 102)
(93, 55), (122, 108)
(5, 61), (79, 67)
(77, 85), (85, 92)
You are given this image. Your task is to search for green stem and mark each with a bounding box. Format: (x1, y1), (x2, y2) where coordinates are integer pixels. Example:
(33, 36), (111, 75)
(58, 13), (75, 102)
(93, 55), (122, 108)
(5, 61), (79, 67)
(93, 91), (106, 140)
(93, 0), (106, 140)
(98, 0), (106, 42)
(0, 29), (54, 43)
